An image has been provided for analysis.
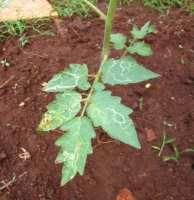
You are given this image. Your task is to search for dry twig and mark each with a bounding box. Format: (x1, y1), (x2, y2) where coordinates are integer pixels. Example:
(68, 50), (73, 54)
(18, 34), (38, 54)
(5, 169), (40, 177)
(0, 75), (15, 89)
(0, 171), (28, 191)
(20, 48), (48, 58)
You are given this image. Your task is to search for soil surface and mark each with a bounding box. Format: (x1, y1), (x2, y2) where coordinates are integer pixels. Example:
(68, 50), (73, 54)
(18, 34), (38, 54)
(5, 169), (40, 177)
(1, 1), (194, 200)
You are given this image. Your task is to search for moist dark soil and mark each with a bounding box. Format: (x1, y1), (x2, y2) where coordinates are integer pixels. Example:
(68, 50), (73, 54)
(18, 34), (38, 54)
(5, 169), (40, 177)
(1, 1), (194, 200)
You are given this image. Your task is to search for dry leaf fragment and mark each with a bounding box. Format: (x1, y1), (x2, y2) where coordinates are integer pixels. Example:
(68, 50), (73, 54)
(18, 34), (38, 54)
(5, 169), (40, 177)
(19, 148), (31, 161)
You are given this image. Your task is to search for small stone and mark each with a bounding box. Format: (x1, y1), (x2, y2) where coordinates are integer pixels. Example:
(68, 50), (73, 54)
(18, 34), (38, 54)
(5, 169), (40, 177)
(88, 178), (97, 187)
(127, 92), (133, 97)
(86, 21), (91, 28)
(116, 188), (137, 200)
(122, 166), (131, 173)
(114, 140), (121, 145)
(32, 134), (37, 140)
(21, 127), (26, 131)
(12, 98), (19, 103)
(146, 128), (157, 142)
(70, 197), (77, 200)
(145, 83), (151, 88)
(185, 79), (193, 85)
(188, 138), (194, 143)
(169, 67), (174, 72)
(131, 102), (139, 110)
(19, 102), (25, 106)
(167, 168), (174, 175)
(42, 82), (47, 87)
(38, 107), (42, 111)
(31, 106), (36, 111)
(0, 153), (6, 162)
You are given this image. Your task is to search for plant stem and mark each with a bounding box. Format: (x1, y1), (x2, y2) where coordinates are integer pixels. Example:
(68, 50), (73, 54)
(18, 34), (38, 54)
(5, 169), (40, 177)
(101, 0), (117, 64)
(81, 0), (117, 117)
(121, 38), (136, 58)
(159, 132), (166, 156)
(82, 0), (106, 20)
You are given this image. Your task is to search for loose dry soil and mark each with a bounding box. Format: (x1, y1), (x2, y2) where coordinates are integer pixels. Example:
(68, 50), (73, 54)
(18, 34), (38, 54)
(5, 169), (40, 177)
(0, 1), (194, 200)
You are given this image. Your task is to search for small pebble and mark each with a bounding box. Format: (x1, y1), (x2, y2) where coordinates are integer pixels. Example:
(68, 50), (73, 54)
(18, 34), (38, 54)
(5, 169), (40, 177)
(114, 140), (121, 145)
(122, 166), (131, 173)
(185, 79), (193, 85)
(131, 102), (139, 110)
(169, 67), (174, 72)
(31, 106), (36, 111)
(88, 178), (97, 187)
(0, 152), (6, 162)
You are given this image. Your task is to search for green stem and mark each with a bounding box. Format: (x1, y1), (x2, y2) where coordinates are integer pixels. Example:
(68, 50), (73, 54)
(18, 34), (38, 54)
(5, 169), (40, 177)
(82, 0), (106, 20)
(121, 38), (136, 58)
(101, 0), (117, 64)
(159, 132), (166, 156)
(81, 0), (117, 117)
(121, 47), (128, 58)
(158, 143), (164, 157)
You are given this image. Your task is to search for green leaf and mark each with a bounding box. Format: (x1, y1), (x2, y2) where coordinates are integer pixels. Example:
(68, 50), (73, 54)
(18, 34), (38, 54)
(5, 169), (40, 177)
(37, 90), (82, 131)
(163, 121), (173, 127)
(148, 25), (156, 33)
(130, 24), (139, 39)
(87, 91), (140, 149)
(78, 81), (91, 91)
(127, 42), (153, 56)
(185, 148), (194, 152)
(101, 56), (159, 85)
(43, 64), (89, 92)
(151, 146), (161, 151)
(93, 82), (105, 91)
(164, 138), (176, 144)
(55, 117), (96, 186)
(163, 156), (178, 163)
(110, 33), (126, 50)
(173, 146), (179, 157)
(130, 21), (155, 39)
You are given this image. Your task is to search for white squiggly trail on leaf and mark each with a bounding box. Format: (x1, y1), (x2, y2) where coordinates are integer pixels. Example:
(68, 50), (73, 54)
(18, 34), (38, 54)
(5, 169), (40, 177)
(43, 64), (90, 92)
(101, 56), (159, 85)
(87, 91), (141, 149)
(55, 117), (96, 186)
(37, 90), (82, 131)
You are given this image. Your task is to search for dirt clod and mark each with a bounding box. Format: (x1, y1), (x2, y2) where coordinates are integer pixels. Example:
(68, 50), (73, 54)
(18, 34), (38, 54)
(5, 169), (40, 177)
(116, 188), (137, 200)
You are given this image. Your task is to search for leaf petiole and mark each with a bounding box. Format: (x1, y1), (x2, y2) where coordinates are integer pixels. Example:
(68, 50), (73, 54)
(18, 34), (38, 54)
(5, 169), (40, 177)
(121, 38), (136, 58)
